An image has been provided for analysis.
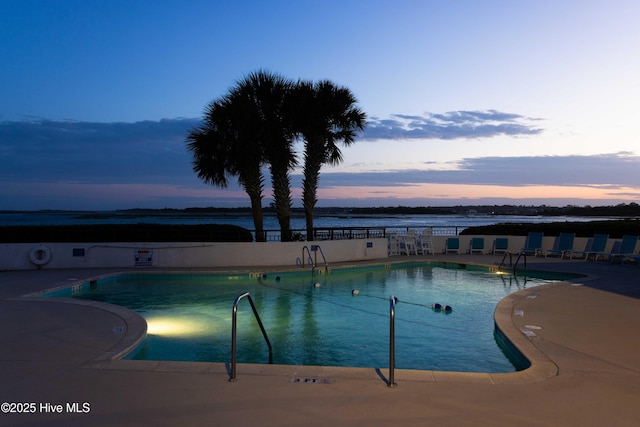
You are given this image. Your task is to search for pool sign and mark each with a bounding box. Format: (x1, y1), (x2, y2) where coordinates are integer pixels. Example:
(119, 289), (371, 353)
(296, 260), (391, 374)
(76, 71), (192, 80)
(134, 249), (153, 266)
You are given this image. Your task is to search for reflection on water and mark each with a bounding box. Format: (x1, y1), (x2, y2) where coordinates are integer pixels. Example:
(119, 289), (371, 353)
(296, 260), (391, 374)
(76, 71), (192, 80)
(55, 264), (572, 372)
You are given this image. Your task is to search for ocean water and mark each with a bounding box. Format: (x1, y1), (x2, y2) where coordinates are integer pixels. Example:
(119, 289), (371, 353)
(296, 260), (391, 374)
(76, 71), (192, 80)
(0, 210), (611, 232)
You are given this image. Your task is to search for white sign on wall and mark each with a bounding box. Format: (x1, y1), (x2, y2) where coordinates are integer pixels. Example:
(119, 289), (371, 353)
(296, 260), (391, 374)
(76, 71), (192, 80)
(134, 249), (153, 267)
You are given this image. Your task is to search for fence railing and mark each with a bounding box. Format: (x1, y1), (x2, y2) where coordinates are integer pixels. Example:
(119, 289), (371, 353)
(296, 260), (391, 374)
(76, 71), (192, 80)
(253, 226), (466, 241)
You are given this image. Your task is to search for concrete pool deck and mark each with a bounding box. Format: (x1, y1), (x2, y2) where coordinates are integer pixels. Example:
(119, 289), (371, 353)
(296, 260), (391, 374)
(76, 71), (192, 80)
(1, 255), (639, 426)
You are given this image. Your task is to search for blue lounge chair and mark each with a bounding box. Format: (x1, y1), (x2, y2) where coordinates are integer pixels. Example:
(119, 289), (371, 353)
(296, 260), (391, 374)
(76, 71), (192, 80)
(444, 237), (460, 254)
(520, 232), (544, 257)
(571, 234), (608, 261)
(571, 237), (592, 260)
(492, 237), (509, 255)
(607, 235), (639, 264)
(468, 237), (485, 254)
(545, 233), (575, 259)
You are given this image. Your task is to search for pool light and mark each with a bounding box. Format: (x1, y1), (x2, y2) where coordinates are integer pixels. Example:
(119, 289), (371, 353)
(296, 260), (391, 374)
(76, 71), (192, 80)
(146, 317), (211, 337)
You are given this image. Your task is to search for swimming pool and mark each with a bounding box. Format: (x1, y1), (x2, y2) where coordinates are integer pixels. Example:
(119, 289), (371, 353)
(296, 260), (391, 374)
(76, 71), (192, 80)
(47, 262), (576, 372)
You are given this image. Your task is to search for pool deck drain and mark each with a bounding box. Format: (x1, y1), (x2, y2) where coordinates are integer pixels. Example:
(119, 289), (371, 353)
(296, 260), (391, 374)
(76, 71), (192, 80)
(290, 378), (333, 384)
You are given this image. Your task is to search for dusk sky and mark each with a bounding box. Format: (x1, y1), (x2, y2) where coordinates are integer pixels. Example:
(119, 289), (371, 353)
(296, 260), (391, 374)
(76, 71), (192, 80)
(2, 0), (639, 210)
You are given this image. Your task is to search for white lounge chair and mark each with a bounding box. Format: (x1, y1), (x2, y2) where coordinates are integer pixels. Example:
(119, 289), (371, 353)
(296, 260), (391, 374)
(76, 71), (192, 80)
(416, 229), (433, 255)
(398, 230), (417, 255)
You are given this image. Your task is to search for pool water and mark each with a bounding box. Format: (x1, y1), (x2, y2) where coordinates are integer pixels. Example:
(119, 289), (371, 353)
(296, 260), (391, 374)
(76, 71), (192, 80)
(49, 262), (574, 372)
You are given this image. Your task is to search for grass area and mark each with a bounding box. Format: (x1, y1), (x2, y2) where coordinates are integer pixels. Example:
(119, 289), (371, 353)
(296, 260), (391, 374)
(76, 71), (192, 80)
(460, 219), (640, 238)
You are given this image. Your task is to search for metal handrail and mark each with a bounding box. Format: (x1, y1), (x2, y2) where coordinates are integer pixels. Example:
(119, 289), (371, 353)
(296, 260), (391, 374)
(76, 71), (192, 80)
(301, 246), (314, 268)
(499, 251), (513, 268)
(310, 245), (328, 272)
(499, 250), (527, 274)
(389, 295), (397, 388)
(513, 251), (528, 272)
(229, 292), (273, 382)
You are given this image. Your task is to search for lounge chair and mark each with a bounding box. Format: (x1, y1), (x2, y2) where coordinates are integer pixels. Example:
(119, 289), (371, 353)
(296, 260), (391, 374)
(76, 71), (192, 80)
(387, 232), (399, 256)
(545, 233), (575, 259)
(571, 234), (608, 261)
(607, 235), (639, 264)
(468, 237), (485, 254)
(520, 232), (544, 257)
(444, 237), (460, 254)
(398, 230), (417, 256)
(492, 237), (509, 255)
(416, 229), (433, 255)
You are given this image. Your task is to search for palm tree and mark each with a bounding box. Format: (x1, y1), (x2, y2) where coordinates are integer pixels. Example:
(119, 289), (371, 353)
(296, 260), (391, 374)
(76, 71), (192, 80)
(232, 71), (298, 242)
(187, 70), (298, 242)
(294, 80), (367, 240)
(187, 71), (363, 242)
(186, 95), (267, 242)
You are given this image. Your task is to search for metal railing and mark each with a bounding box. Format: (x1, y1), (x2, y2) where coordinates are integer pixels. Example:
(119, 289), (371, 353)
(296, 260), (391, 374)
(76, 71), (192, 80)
(513, 251), (528, 271)
(389, 295), (397, 388)
(311, 245), (328, 271)
(301, 245), (314, 267)
(254, 226), (467, 241)
(498, 251), (528, 274)
(301, 244), (329, 273)
(499, 251), (513, 268)
(229, 292), (273, 382)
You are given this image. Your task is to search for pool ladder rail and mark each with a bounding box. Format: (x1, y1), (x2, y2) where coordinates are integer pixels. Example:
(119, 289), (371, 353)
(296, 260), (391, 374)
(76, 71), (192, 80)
(229, 291), (400, 388)
(388, 295), (397, 388)
(229, 292), (273, 382)
(301, 245), (329, 273)
(498, 251), (528, 274)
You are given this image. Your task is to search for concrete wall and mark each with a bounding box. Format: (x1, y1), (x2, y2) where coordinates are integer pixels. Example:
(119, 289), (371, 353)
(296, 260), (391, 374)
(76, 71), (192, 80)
(2, 235), (631, 271)
(0, 239), (388, 271)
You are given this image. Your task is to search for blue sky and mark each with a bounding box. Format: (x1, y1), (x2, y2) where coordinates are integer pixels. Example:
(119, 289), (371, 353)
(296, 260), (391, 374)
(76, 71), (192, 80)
(2, 0), (640, 210)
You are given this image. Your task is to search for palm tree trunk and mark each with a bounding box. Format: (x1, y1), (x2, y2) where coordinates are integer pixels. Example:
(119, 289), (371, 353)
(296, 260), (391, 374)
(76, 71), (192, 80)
(270, 165), (293, 242)
(249, 194), (265, 242)
(242, 173), (265, 242)
(302, 160), (321, 241)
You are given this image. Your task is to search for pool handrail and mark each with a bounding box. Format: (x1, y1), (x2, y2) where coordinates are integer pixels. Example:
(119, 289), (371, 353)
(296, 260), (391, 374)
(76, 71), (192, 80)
(498, 250), (528, 275)
(301, 245), (329, 273)
(513, 251), (528, 272)
(499, 251), (513, 268)
(389, 295), (397, 388)
(301, 246), (314, 268)
(229, 292), (273, 382)
(311, 244), (328, 272)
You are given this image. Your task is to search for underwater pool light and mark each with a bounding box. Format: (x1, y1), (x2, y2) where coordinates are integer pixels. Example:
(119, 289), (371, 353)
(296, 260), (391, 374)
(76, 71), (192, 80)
(146, 317), (212, 337)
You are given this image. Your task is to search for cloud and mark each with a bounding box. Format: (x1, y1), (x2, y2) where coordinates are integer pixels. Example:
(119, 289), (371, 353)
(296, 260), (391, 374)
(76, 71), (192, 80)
(0, 118), (199, 184)
(362, 110), (542, 140)
(1, 110), (540, 187)
(312, 153), (640, 189)
(1, 116), (637, 209)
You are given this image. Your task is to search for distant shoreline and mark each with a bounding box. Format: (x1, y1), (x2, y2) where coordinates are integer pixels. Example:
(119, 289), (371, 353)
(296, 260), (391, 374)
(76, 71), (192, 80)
(2, 218), (640, 242)
(2, 203), (640, 219)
